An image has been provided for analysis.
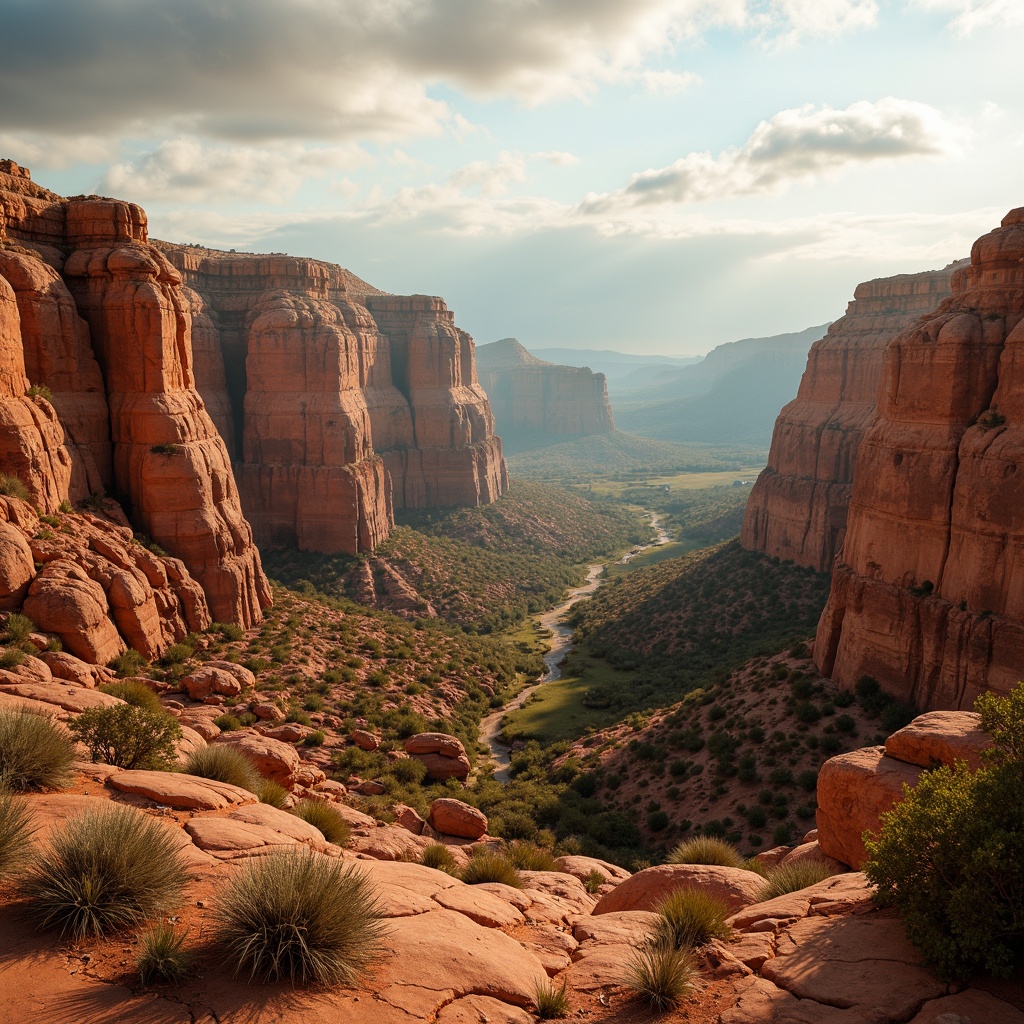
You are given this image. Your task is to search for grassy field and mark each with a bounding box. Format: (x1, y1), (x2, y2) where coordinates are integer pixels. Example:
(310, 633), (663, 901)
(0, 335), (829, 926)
(584, 467), (764, 498)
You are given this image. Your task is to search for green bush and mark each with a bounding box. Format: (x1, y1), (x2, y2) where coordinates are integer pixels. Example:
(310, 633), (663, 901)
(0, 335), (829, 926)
(865, 683), (1024, 981)
(255, 779), (289, 808)
(504, 841), (558, 872)
(0, 709), (75, 791)
(583, 868), (605, 894)
(99, 679), (164, 715)
(108, 648), (148, 677)
(215, 851), (386, 984)
(758, 861), (833, 901)
(0, 789), (32, 879)
(535, 978), (569, 1019)
(70, 704), (181, 770)
(21, 805), (186, 938)
(213, 714), (242, 732)
(138, 922), (190, 985)
(461, 851), (521, 888)
(290, 799), (351, 846)
(666, 836), (744, 868)
(422, 843), (459, 875)
(0, 647), (26, 669)
(0, 474), (29, 500)
(182, 745), (260, 792)
(3, 612), (35, 643)
(655, 888), (731, 948)
(623, 938), (695, 1010)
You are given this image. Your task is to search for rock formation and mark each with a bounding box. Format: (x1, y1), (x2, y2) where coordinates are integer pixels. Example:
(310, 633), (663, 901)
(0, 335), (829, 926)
(475, 337), (615, 448)
(741, 266), (959, 572)
(815, 209), (1024, 710)
(0, 160), (270, 628)
(160, 250), (508, 547)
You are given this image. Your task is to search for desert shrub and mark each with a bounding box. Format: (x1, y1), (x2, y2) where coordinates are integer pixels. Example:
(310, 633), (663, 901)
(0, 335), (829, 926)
(461, 851), (521, 888)
(583, 869), (605, 894)
(623, 938), (695, 1011)
(99, 679), (164, 714)
(290, 799), (351, 846)
(0, 789), (32, 879)
(255, 779), (288, 808)
(865, 683), (1024, 981)
(504, 841), (558, 872)
(655, 888), (731, 948)
(183, 745), (260, 792)
(21, 805), (186, 938)
(0, 708), (75, 791)
(0, 474), (29, 500)
(137, 922), (190, 985)
(302, 729), (325, 747)
(70, 704), (181, 771)
(422, 843), (459, 875)
(666, 836), (744, 868)
(535, 978), (569, 1019)
(215, 851), (386, 985)
(0, 647), (26, 668)
(213, 714), (242, 732)
(758, 861), (833, 901)
(209, 621), (244, 642)
(161, 643), (193, 666)
(3, 612), (35, 643)
(108, 648), (148, 677)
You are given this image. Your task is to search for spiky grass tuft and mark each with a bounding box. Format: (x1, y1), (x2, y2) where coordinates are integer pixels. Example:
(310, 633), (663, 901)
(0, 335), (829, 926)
(666, 836), (745, 868)
(0, 789), (32, 878)
(137, 922), (191, 985)
(460, 851), (521, 888)
(623, 938), (695, 1011)
(289, 799), (351, 846)
(655, 887), (731, 948)
(757, 860), (834, 902)
(0, 709), (75, 792)
(182, 745), (260, 792)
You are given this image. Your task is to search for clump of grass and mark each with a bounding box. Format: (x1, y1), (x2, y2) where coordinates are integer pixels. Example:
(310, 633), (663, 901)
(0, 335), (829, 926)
(182, 745), (260, 792)
(656, 888), (731, 948)
(461, 851), (521, 888)
(21, 805), (186, 939)
(107, 648), (148, 678)
(255, 779), (289, 808)
(0, 647), (26, 669)
(504, 841), (558, 872)
(758, 860), (834, 902)
(290, 799), (351, 846)
(137, 922), (191, 985)
(3, 612), (35, 643)
(99, 678), (164, 715)
(0, 474), (29, 500)
(0, 790), (33, 878)
(0, 708), (75, 791)
(742, 857), (770, 878)
(666, 836), (745, 868)
(213, 713), (242, 732)
(25, 384), (53, 401)
(583, 869), (605, 895)
(535, 978), (570, 1019)
(623, 938), (695, 1011)
(422, 843), (459, 875)
(70, 704), (181, 771)
(209, 621), (244, 642)
(215, 851), (386, 985)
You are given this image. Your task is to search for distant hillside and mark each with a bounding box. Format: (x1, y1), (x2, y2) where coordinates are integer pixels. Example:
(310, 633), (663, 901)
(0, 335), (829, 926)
(615, 324), (829, 445)
(532, 347), (700, 391)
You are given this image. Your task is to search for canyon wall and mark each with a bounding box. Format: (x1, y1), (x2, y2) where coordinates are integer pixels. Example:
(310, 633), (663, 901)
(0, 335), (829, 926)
(0, 160), (270, 629)
(475, 337), (615, 448)
(741, 267), (960, 572)
(815, 208), (1024, 711)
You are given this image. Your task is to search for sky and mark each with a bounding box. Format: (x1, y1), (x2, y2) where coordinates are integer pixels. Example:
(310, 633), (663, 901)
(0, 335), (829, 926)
(1, 0), (1021, 357)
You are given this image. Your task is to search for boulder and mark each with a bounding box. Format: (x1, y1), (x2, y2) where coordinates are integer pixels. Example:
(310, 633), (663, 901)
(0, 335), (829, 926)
(36, 650), (108, 687)
(780, 841), (847, 876)
(593, 864), (766, 916)
(394, 803), (426, 835)
(405, 732), (471, 780)
(180, 665), (243, 701)
(429, 798), (488, 839)
(106, 770), (256, 811)
(216, 730), (301, 787)
(351, 728), (379, 751)
(0, 521), (34, 608)
(816, 746), (923, 869)
(554, 855), (631, 885)
(884, 710), (990, 770)
(185, 802), (332, 858)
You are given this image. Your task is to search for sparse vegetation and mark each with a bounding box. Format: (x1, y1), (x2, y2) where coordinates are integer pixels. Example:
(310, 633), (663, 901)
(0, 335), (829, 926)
(215, 851), (386, 985)
(137, 922), (191, 985)
(3, 612), (35, 643)
(421, 843), (459, 875)
(99, 678), (164, 714)
(70, 704), (181, 771)
(623, 937), (695, 1011)
(107, 648), (148, 678)
(183, 745), (261, 792)
(0, 789), (32, 879)
(655, 888), (731, 948)
(535, 978), (570, 1019)
(290, 799), (351, 846)
(255, 779), (289, 808)
(21, 805), (186, 939)
(666, 836), (745, 868)
(0, 473), (29, 500)
(757, 861), (833, 901)
(0, 709), (75, 791)
(460, 850), (522, 887)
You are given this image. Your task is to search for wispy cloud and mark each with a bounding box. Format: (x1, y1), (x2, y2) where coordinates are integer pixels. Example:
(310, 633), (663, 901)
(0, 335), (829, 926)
(912, 0), (1024, 35)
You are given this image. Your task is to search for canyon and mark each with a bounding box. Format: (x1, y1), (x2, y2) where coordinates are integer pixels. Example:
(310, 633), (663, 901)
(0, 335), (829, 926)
(475, 337), (615, 448)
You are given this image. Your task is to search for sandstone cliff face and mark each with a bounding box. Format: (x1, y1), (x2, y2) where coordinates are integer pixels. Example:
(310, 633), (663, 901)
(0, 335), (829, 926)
(741, 267), (959, 573)
(475, 337), (615, 448)
(815, 208), (1024, 710)
(0, 160), (270, 628)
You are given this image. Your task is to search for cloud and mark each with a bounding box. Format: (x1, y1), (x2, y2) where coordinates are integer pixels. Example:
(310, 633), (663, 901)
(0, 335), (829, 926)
(578, 98), (960, 213)
(99, 139), (371, 203)
(912, 0), (1024, 35)
(0, 131), (114, 169)
(0, 0), (878, 144)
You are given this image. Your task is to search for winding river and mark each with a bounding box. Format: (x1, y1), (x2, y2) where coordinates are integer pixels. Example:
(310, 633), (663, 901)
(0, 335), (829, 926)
(479, 511), (671, 781)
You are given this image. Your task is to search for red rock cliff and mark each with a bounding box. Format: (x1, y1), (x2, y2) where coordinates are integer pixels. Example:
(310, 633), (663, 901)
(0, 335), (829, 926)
(0, 161), (270, 628)
(475, 337), (615, 448)
(741, 266), (959, 572)
(815, 208), (1024, 710)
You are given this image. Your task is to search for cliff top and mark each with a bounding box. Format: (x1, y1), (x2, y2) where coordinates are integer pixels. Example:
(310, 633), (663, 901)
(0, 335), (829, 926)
(476, 337), (553, 370)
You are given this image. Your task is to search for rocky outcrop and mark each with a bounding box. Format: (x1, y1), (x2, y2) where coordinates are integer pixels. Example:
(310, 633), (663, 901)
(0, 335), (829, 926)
(475, 337), (614, 448)
(815, 209), (1024, 709)
(742, 266), (959, 572)
(0, 160), (270, 629)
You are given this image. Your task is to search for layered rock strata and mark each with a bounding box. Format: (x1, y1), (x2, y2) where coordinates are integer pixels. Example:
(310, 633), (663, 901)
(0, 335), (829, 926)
(815, 208), (1024, 709)
(741, 266), (959, 572)
(475, 337), (615, 447)
(161, 248), (507, 545)
(0, 160), (270, 627)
